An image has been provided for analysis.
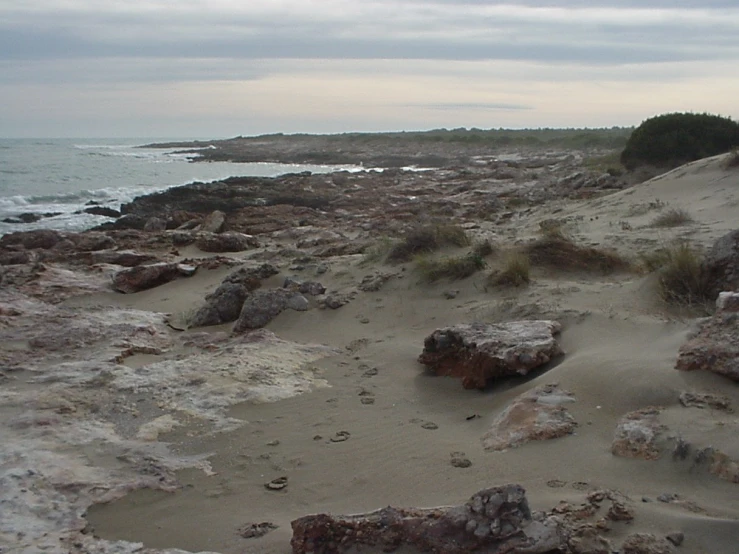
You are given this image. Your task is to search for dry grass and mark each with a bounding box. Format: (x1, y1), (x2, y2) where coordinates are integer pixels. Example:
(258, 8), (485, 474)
(387, 224), (470, 263)
(415, 252), (486, 282)
(488, 252), (531, 288)
(524, 234), (631, 273)
(360, 236), (394, 265)
(472, 238), (497, 258)
(656, 242), (710, 305)
(649, 208), (694, 228)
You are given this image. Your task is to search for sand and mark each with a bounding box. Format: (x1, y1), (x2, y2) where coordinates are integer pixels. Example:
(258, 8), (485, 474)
(3, 153), (739, 553)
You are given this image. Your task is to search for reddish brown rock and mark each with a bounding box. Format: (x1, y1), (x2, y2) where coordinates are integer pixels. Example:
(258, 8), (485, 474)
(675, 291), (739, 382)
(621, 533), (674, 554)
(195, 231), (258, 252)
(611, 408), (666, 461)
(482, 384), (577, 451)
(418, 321), (563, 389)
(111, 262), (197, 293)
(290, 484), (565, 554)
(0, 229), (64, 250)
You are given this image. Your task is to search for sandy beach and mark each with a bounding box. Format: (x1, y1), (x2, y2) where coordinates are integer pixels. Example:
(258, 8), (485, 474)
(1, 148), (738, 554)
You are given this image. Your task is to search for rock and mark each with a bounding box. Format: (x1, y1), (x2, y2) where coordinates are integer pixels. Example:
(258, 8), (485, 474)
(320, 291), (356, 309)
(703, 230), (739, 299)
(189, 264), (278, 328)
(290, 484), (565, 554)
(196, 231), (258, 252)
(716, 291), (739, 312)
(611, 408), (666, 460)
(286, 294), (310, 311)
(678, 391), (732, 412)
(83, 206), (121, 218)
(143, 216), (167, 231)
(418, 321), (563, 389)
(87, 250), (159, 267)
(199, 210), (226, 233)
(621, 533), (675, 554)
(97, 213), (147, 230)
(240, 522), (278, 539)
(358, 272), (396, 292)
(233, 289), (292, 331)
(171, 230), (197, 246)
(665, 532), (684, 547)
(0, 250), (34, 265)
(0, 229), (64, 250)
(675, 292), (739, 382)
(111, 262), (197, 293)
(482, 384), (577, 451)
(694, 447), (739, 483)
(69, 231), (116, 252)
(283, 276), (326, 296)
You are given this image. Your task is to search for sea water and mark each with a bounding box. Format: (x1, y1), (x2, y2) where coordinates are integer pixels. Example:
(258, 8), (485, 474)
(0, 138), (356, 236)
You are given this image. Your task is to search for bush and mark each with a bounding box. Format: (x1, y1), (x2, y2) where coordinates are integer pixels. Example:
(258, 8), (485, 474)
(722, 148), (739, 169)
(472, 239), (496, 258)
(649, 208), (694, 228)
(488, 252), (531, 287)
(415, 252), (486, 282)
(524, 235), (631, 273)
(656, 242), (710, 305)
(387, 224), (470, 263)
(620, 112), (739, 170)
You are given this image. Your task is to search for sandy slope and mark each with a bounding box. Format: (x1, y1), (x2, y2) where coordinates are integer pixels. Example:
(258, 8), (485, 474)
(10, 154), (739, 553)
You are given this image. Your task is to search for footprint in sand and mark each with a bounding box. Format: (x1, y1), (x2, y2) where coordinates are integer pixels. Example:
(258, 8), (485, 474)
(358, 388), (375, 404)
(330, 431), (351, 443)
(450, 452), (472, 468)
(421, 422), (439, 430)
(264, 476), (288, 491)
(239, 522), (278, 539)
(547, 479), (568, 488)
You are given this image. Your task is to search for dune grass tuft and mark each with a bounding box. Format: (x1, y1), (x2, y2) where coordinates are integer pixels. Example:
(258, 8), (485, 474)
(656, 242), (710, 305)
(387, 224), (470, 263)
(415, 252), (486, 282)
(488, 252), (531, 288)
(649, 208), (694, 228)
(524, 234), (631, 274)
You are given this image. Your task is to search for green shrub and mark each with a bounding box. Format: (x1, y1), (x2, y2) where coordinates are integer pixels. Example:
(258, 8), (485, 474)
(488, 252), (531, 287)
(415, 252), (486, 282)
(360, 237), (394, 265)
(656, 242), (710, 305)
(620, 112), (739, 170)
(649, 208), (694, 228)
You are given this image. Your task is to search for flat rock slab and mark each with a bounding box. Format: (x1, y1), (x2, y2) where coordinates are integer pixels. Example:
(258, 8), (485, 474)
(290, 484), (564, 554)
(482, 384), (577, 451)
(112, 262), (197, 293)
(418, 321), (563, 389)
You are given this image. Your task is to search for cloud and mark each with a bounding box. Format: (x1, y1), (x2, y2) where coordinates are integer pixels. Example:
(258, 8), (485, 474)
(414, 102), (533, 111)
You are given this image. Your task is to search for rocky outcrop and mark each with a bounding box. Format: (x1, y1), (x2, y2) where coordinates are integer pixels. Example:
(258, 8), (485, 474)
(611, 408), (666, 461)
(482, 384), (577, 451)
(0, 229), (64, 250)
(199, 210), (226, 233)
(83, 206), (121, 218)
(290, 484), (564, 554)
(703, 230), (739, 299)
(111, 262), (197, 293)
(621, 533), (675, 554)
(418, 321), (563, 389)
(190, 264), (279, 327)
(233, 289), (303, 331)
(195, 231), (258, 252)
(675, 291), (739, 382)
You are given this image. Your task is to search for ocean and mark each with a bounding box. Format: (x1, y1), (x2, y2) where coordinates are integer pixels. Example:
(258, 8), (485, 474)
(0, 138), (356, 236)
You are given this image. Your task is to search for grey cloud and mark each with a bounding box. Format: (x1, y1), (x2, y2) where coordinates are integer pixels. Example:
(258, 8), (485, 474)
(414, 102), (533, 111)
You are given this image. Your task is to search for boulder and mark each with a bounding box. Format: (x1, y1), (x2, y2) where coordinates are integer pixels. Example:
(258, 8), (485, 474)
(196, 231), (258, 253)
(611, 408), (666, 461)
(112, 262), (197, 294)
(87, 250), (159, 267)
(290, 484), (564, 554)
(0, 251), (34, 265)
(199, 210), (226, 233)
(69, 232), (116, 252)
(233, 289), (292, 331)
(482, 384), (577, 451)
(143, 216), (167, 232)
(190, 264), (278, 328)
(84, 206), (121, 218)
(283, 276), (326, 296)
(418, 321), (563, 389)
(675, 291), (739, 382)
(703, 230), (739, 300)
(0, 229), (64, 250)
(621, 533), (674, 554)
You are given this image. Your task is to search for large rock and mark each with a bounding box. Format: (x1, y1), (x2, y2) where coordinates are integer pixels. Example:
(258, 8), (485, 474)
(196, 231), (258, 252)
(482, 384), (577, 451)
(0, 229), (64, 250)
(86, 249), (159, 267)
(290, 484), (564, 554)
(83, 206), (121, 218)
(621, 533), (674, 554)
(190, 264), (279, 327)
(675, 291), (739, 381)
(418, 321), (563, 389)
(111, 262), (197, 293)
(69, 231), (116, 252)
(703, 230), (739, 299)
(233, 289), (292, 331)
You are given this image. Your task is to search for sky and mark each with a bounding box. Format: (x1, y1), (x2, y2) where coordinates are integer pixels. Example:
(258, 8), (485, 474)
(1, 0), (738, 138)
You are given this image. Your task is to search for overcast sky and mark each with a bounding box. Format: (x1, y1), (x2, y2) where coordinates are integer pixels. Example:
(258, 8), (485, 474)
(1, 0), (738, 138)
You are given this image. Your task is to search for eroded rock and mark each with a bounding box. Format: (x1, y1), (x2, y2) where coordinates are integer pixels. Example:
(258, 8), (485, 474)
(233, 289), (293, 331)
(482, 384), (577, 451)
(703, 230), (739, 299)
(112, 262), (197, 293)
(195, 231), (258, 252)
(290, 484), (565, 554)
(621, 533), (674, 554)
(611, 408), (666, 461)
(418, 321), (563, 389)
(676, 291), (739, 382)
